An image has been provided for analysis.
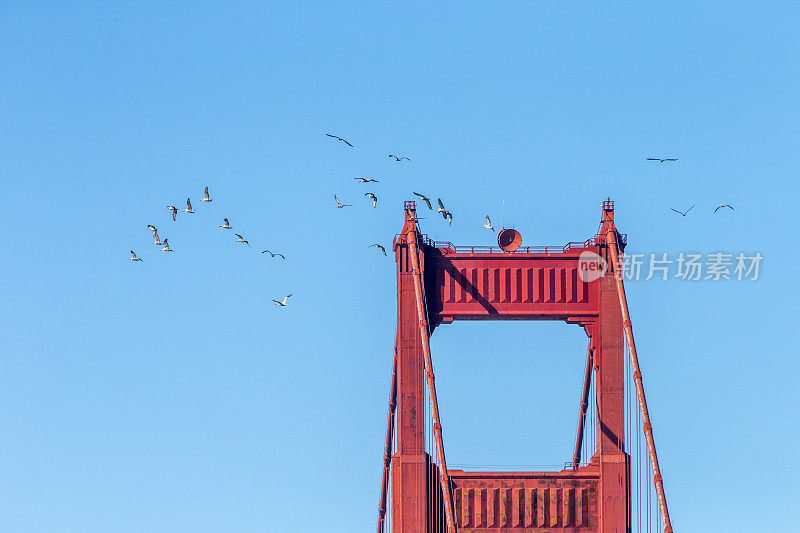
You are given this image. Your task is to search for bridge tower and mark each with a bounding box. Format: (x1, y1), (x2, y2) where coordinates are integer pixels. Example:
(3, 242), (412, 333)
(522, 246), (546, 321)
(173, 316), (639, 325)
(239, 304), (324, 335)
(376, 199), (673, 533)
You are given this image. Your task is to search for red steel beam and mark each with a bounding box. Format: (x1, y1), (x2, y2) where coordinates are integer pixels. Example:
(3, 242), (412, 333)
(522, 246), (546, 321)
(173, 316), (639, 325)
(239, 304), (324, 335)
(606, 226), (674, 533)
(377, 350), (398, 533)
(407, 230), (458, 533)
(572, 346), (594, 468)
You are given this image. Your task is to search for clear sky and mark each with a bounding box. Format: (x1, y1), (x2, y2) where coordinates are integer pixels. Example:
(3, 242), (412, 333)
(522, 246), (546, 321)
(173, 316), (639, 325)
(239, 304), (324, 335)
(1, 2), (798, 532)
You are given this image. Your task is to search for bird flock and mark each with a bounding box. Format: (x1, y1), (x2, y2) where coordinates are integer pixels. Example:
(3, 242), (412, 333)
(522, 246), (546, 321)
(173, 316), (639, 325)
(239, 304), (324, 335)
(644, 157), (735, 216)
(130, 144), (737, 307)
(129, 186), (291, 307)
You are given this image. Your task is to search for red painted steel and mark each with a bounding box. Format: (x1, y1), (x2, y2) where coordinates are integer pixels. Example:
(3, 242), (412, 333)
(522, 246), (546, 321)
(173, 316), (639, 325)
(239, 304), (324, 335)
(573, 346), (594, 469)
(387, 199), (669, 533)
(605, 220), (674, 533)
(497, 227), (522, 252)
(377, 351), (398, 533)
(406, 225), (458, 532)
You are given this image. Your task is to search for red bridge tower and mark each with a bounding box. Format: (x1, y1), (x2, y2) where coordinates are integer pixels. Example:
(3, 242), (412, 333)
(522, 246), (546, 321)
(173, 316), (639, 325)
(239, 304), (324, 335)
(376, 199), (673, 533)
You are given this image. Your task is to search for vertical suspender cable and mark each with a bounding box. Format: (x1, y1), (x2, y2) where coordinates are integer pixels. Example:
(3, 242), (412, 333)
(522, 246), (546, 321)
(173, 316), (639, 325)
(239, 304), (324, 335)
(407, 231), (458, 533)
(606, 228), (674, 533)
(377, 351), (398, 533)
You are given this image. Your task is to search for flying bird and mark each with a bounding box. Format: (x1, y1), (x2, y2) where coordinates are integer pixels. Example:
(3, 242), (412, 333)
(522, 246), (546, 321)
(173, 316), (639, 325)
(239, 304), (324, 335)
(714, 203), (734, 213)
(443, 211), (453, 226)
(354, 177), (379, 183)
(201, 186), (212, 202)
(219, 218), (232, 229)
(413, 192), (432, 210)
(183, 198), (194, 214)
(646, 157), (679, 163)
(235, 234), (250, 246)
(161, 238), (173, 252)
(436, 198), (448, 214)
(273, 294), (292, 307)
(482, 215), (494, 231)
(370, 244), (387, 256)
(670, 205), (695, 216)
(165, 205), (178, 221)
(151, 228), (162, 245)
(389, 155), (411, 162)
(146, 224), (156, 231)
(326, 133), (353, 147)
(334, 194), (352, 208)
(365, 192), (378, 208)
(129, 250), (142, 262)
(261, 250), (285, 259)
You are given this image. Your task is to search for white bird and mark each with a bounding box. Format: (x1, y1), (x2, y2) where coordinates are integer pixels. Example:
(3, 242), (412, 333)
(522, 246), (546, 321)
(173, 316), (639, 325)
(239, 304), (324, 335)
(201, 186), (212, 202)
(482, 215), (494, 231)
(443, 211), (453, 226)
(389, 154), (411, 162)
(354, 177), (379, 183)
(273, 294), (292, 306)
(235, 233), (250, 246)
(165, 205), (178, 221)
(646, 157), (679, 163)
(182, 198), (194, 213)
(370, 244), (387, 256)
(129, 250), (143, 262)
(152, 228), (162, 245)
(714, 203), (734, 213)
(413, 192), (432, 210)
(670, 205), (695, 216)
(161, 238), (173, 252)
(262, 250), (286, 259)
(334, 194), (352, 208)
(436, 198), (447, 214)
(219, 218), (232, 229)
(365, 192), (378, 209)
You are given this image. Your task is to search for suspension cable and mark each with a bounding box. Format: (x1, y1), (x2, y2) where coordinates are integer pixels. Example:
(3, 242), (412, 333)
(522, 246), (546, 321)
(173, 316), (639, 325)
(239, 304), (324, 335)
(407, 230), (458, 533)
(606, 227), (674, 533)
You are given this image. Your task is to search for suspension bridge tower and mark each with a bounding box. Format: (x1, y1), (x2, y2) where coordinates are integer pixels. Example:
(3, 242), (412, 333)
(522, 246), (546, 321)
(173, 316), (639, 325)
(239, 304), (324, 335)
(375, 199), (674, 533)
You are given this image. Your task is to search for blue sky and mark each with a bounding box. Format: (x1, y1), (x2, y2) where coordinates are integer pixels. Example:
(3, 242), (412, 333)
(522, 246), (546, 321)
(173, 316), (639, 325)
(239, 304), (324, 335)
(1, 2), (798, 532)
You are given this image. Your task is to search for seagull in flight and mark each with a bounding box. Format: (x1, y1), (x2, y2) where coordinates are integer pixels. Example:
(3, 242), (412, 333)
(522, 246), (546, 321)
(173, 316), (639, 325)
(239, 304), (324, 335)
(670, 205), (695, 216)
(389, 154), (411, 162)
(262, 250), (285, 259)
(183, 198), (194, 214)
(436, 198), (448, 214)
(443, 211), (453, 226)
(151, 228), (162, 245)
(326, 133), (353, 147)
(201, 186), (212, 202)
(714, 203), (734, 213)
(646, 157), (679, 163)
(165, 205), (178, 221)
(334, 194), (352, 208)
(129, 250), (143, 262)
(235, 234), (250, 246)
(482, 215), (494, 231)
(354, 177), (379, 183)
(273, 294), (292, 307)
(146, 224), (156, 231)
(365, 192), (378, 209)
(413, 192), (432, 210)
(219, 218), (232, 229)
(370, 244), (387, 256)
(161, 238), (173, 252)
